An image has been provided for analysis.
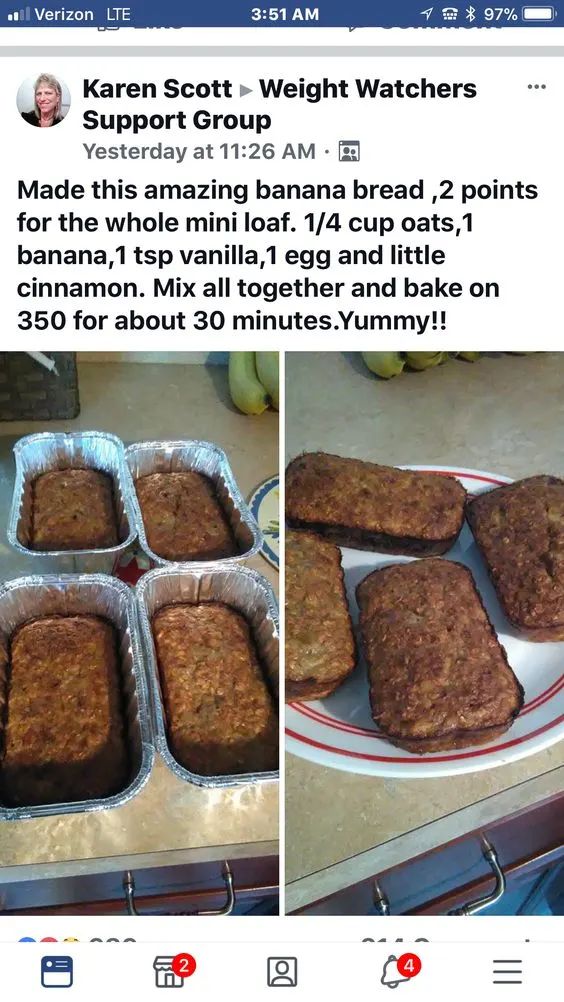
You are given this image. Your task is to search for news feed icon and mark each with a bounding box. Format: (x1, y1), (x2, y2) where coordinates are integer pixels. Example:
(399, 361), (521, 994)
(40, 956), (73, 988)
(7, 6), (31, 19)
(338, 140), (360, 162)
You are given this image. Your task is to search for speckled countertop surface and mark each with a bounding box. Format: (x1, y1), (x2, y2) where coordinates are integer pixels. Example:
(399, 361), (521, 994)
(0, 360), (279, 875)
(285, 351), (564, 909)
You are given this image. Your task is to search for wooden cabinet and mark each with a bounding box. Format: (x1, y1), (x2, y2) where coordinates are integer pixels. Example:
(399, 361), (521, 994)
(0, 851), (279, 916)
(293, 793), (564, 915)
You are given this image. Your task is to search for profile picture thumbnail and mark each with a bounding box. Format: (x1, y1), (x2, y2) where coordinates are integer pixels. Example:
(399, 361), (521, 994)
(17, 73), (70, 128)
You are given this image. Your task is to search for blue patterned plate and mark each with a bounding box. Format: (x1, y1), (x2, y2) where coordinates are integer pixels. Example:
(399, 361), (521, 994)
(248, 476), (279, 569)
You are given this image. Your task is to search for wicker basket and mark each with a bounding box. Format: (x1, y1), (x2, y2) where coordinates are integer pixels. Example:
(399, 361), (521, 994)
(0, 353), (80, 421)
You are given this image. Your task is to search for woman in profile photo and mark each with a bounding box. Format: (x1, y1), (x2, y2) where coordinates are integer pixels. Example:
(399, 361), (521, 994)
(21, 73), (64, 127)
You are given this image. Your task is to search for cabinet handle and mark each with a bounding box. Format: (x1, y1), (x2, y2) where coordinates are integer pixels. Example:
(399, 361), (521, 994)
(370, 835), (505, 916)
(372, 880), (391, 915)
(449, 836), (506, 915)
(122, 862), (235, 916)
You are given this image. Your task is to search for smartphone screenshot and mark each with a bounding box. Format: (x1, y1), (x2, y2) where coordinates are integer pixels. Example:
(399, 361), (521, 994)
(0, 0), (562, 996)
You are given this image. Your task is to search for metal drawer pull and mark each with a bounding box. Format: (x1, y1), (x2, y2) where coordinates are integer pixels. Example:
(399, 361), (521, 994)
(372, 880), (391, 916)
(449, 836), (506, 915)
(370, 835), (504, 917)
(123, 862), (235, 916)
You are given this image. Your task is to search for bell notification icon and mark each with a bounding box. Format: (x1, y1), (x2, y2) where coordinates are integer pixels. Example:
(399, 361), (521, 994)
(381, 954), (422, 989)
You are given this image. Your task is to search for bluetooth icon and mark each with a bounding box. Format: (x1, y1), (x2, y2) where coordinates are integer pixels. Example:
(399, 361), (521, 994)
(465, 5), (476, 19)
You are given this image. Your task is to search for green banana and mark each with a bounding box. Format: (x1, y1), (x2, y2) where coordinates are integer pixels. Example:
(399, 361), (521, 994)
(404, 352), (448, 371)
(361, 351), (405, 379)
(454, 351), (480, 362)
(255, 351), (279, 410)
(228, 352), (269, 415)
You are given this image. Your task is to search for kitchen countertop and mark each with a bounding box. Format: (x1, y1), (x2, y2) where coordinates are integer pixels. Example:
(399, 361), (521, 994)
(285, 350), (564, 912)
(0, 360), (279, 879)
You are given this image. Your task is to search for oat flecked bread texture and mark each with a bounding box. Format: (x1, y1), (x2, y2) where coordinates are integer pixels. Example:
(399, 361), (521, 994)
(286, 452), (466, 555)
(286, 529), (355, 701)
(31, 468), (118, 550)
(356, 560), (524, 753)
(466, 475), (564, 640)
(1, 615), (129, 807)
(152, 602), (278, 776)
(135, 471), (238, 562)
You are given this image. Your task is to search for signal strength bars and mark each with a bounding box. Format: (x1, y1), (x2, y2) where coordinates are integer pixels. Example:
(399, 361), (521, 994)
(8, 6), (31, 19)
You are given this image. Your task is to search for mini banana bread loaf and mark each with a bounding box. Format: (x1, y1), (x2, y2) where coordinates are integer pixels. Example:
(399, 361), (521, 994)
(286, 452), (466, 555)
(286, 529), (355, 701)
(152, 602), (278, 776)
(135, 471), (238, 561)
(31, 468), (118, 550)
(1, 615), (129, 807)
(466, 475), (564, 640)
(356, 560), (523, 753)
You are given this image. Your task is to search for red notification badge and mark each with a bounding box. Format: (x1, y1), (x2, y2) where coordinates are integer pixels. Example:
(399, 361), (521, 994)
(171, 953), (197, 979)
(397, 953), (422, 979)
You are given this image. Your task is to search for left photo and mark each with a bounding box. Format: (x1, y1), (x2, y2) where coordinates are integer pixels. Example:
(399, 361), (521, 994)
(0, 350), (279, 916)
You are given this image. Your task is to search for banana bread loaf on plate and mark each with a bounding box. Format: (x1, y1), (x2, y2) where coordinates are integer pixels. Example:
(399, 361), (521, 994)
(152, 602), (278, 777)
(356, 559), (524, 753)
(286, 529), (355, 701)
(466, 475), (564, 641)
(31, 468), (118, 551)
(286, 452), (466, 555)
(135, 471), (238, 562)
(1, 615), (129, 807)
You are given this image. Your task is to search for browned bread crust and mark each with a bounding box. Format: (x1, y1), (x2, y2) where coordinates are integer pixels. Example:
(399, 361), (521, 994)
(1, 615), (128, 806)
(286, 453), (466, 555)
(135, 471), (238, 562)
(152, 603), (278, 776)
(31, 468), (118, 551)
(356, 560), (523, 753)
(285, 530), (355, 701)
(466, 475), (564, 641)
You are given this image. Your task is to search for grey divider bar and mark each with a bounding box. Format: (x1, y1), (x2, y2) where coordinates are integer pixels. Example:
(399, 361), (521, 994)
(2, 46), (564, 56)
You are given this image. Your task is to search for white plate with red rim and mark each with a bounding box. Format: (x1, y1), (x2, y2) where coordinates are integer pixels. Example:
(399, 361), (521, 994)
(285, 465), (564, 778)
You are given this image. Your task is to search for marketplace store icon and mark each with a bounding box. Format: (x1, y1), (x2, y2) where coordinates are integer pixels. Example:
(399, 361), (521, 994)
(154, 956), (184, 989)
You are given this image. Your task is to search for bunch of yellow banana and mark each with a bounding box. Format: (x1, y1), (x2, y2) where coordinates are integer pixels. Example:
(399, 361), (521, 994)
(361, 351), (483, 379)
(228, 352), (279, 415)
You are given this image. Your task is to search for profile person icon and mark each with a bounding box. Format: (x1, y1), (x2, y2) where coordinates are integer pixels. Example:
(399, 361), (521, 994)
(270, 960), (295, 986)
(19, 73), (68, 127)
(340, 145), (358, 162)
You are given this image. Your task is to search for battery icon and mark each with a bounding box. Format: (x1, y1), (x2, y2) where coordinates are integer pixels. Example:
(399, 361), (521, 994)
(522, 6), (556, 18)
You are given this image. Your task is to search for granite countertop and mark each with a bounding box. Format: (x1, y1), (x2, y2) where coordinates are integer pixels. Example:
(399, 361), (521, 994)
(285, 350), (564, 911)
(0, 360), (279, 878)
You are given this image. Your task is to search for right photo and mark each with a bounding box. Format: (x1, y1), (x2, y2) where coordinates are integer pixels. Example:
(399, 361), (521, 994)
(285, 351), (564, 917)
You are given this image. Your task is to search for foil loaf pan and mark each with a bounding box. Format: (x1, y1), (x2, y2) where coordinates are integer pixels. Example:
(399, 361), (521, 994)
(8, 431), (138, 574)
(124, 440), (264, 568)
(0, 574), (154, 821)
(136, 565), (279, 788)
